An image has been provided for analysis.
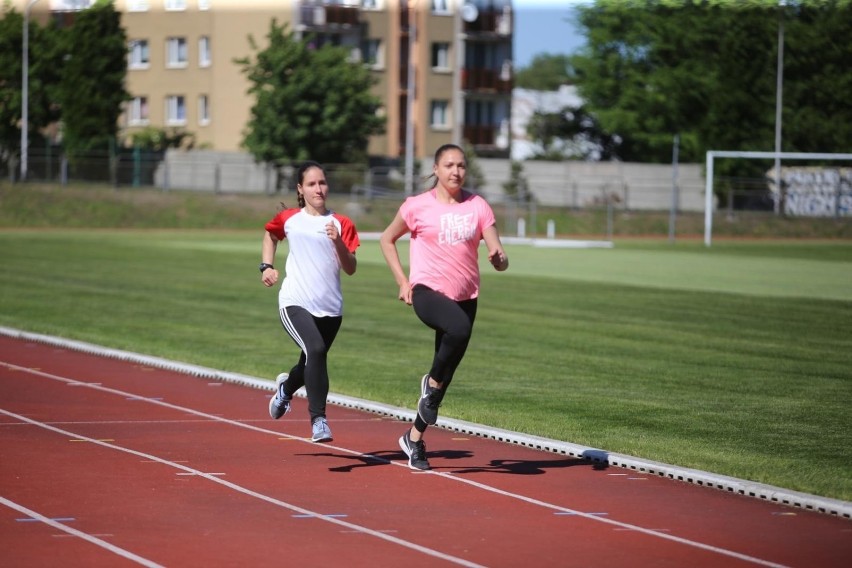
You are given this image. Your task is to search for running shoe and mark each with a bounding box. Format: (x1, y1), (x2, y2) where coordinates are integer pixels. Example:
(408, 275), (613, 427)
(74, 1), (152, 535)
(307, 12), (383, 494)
(268, 373), (292, 419)
(399, 429), (430, 471)
(416, 374), (443, 425)
(311, 417), (333, 443)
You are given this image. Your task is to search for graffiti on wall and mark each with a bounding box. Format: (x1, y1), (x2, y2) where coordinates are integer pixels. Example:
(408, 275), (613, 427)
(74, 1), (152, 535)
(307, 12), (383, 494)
(768, 167), (852, 217)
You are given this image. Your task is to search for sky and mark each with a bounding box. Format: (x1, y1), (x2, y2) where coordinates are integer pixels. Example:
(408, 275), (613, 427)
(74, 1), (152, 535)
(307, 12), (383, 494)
(513, 0), (588, 68)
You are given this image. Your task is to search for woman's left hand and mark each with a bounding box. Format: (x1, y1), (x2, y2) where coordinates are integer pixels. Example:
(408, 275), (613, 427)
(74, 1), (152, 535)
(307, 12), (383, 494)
(489, 249), (508, 271)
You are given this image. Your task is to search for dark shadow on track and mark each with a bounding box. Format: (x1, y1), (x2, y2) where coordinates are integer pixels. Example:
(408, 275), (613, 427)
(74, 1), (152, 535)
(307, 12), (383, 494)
(300, 449), (608, 475)
(296, 449), (471, 472)
(442, 456), (608, 476)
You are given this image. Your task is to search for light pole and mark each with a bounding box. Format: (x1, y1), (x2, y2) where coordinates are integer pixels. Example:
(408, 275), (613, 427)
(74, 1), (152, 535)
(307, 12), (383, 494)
(404, 0), (417, 196)
(21, 0), (41, 182)
(773, 2), (785, 215)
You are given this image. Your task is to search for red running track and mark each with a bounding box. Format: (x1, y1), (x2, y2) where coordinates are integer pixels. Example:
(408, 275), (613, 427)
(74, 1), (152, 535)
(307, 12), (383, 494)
(1, 335), (850, 567)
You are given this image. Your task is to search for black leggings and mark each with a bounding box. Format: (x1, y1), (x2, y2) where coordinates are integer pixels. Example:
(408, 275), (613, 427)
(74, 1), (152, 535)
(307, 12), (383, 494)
(279, 305), (342, 422)
(411, 285), (477, 431)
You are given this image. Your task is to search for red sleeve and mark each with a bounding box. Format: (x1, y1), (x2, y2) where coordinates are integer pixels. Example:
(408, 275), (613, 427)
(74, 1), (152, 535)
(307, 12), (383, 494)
(264, 209), (300, 240)
(334, 213), (361, 253)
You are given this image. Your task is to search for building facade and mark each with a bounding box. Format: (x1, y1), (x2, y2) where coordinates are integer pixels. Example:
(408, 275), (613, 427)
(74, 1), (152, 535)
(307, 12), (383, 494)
(17, 0), (513, 161)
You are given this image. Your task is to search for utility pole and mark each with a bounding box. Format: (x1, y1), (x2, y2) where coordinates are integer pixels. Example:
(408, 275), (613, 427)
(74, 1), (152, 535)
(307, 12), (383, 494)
(404, 0), (417, 196)
(773, 2), (785, 215)
(21, 0), (41, 182)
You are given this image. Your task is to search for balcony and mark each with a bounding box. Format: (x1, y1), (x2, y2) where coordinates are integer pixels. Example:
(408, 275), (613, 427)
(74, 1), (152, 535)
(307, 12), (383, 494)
(300, 3), (360, 28)
(463, 124), (497, 147)
(462, 7), (512, 36)
(461, 67), (512, 94)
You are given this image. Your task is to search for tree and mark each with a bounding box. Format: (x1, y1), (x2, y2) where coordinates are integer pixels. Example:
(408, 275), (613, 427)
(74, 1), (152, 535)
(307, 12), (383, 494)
(571, 0), (852, 167)
(128, 127), (196, 152)
(514, 54), (573, 90)
(462, 141), (486, 191)
(237, 20), (384, 182)
(527, 104), (621, 161)
(0, 5), (64, 167)
(56, 1), (129, 156)
(502, 160), (530, 203)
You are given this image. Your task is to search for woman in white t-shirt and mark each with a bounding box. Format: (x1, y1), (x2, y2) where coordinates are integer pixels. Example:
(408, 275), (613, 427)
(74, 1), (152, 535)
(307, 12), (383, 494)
(380, 144), (509, 470)
(261, 161), (360, 443)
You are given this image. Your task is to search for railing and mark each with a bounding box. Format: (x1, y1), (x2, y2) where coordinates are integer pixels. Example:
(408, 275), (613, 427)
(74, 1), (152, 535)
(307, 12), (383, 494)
(299, 4), (360, 27)
(461, 68), (512, 93)
(463, 125), (497, 146)
(462, 8), (511, 35)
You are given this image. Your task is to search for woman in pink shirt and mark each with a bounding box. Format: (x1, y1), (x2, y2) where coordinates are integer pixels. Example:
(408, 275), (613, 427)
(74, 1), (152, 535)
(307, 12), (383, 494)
(380, 144), (509, 471)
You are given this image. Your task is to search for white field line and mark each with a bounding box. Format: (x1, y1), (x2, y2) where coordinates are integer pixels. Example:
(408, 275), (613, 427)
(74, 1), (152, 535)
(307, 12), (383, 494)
(2, 361), (789, 567)
(0, 495), (165, 568)
(2, 326), (848, 521)
(0, 405), (485, 568)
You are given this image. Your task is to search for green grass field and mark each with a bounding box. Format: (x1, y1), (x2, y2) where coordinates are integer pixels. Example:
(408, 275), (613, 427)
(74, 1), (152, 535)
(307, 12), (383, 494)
(1, 228), (850, 502)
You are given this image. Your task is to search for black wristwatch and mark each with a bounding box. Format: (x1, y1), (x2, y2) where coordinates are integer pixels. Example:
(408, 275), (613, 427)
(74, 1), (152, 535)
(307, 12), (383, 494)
(259, 262), (274, 273)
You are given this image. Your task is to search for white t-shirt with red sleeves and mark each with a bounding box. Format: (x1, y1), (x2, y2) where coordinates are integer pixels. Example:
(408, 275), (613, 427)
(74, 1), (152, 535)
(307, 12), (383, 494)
(265, 208), (360, 317)
(400, 189), (496, 301)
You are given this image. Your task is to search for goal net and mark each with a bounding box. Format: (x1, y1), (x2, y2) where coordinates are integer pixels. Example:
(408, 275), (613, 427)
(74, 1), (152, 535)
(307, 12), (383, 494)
(704, 151), (852, 246)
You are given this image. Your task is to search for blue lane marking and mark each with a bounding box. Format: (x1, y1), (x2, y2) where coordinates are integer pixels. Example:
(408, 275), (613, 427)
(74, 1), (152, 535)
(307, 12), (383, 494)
(17, 517), (76, 522)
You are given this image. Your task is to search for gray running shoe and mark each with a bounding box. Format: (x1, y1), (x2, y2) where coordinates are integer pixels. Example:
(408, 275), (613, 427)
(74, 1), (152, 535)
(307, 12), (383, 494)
(416, 374), (443, 425)
(311, 417), (333, 443)
(399, 429), (430, 471)
(268, 373), (292, 419)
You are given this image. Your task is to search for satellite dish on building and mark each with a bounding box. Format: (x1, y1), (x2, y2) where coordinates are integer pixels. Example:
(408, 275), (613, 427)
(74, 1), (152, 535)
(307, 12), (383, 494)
(462, 2), (479, 23)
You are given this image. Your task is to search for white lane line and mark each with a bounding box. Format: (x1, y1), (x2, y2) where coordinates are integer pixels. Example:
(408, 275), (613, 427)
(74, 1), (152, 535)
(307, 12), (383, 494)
(0, 408), (485, 568)
(2, 361), (791, 568)
(0, 496), (164, 568)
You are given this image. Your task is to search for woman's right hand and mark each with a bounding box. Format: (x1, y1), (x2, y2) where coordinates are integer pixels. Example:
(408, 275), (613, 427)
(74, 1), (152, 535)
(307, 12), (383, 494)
(398, 281), (413, 305)
(261, 268), (279, 287)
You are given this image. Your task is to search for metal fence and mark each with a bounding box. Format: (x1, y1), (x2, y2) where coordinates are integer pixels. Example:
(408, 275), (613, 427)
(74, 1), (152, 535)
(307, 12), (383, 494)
(12, 148), (827, 219)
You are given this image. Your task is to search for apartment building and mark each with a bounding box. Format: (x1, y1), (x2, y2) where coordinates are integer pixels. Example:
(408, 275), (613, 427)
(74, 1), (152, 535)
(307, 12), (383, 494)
(17, 0), (513, 161)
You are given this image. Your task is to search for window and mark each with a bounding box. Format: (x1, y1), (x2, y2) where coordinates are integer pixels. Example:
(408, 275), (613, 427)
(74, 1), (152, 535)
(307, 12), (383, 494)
(165, 0), (186, 10)
(361, 39), (382, 69)
(198, 95), (210, 125)
(361, 0), (381, 9)
(198, 0), (211, 9)
(166, 95), (186, 125)
(431, 0), (450, 14)
(127, 0), (149, 11)
(128, 40), (149, 69)
(431, 100), (449, 129)
(431, 42), (450, 71)
(198, 36), (211, 67)
(166, 37), (188, 68)
(128, 97), (149, 125)
(53, 0), (95, 8)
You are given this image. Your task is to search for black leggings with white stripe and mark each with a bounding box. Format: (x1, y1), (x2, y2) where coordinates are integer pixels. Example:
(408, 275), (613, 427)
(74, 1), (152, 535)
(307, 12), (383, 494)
(279, 305), (342, 423)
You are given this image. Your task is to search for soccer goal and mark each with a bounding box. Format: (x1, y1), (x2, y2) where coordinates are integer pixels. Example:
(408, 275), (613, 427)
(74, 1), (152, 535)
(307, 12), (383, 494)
(704, 151), (852, 246)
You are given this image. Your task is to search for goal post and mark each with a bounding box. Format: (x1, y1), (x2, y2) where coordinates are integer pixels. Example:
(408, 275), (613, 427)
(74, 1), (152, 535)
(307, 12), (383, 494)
(704, 150), (852, 246)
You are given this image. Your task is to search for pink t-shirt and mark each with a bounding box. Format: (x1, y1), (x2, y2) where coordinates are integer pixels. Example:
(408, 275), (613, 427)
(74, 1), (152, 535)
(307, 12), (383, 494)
(265, 208), (360, 317)
(400, 189), (496, 301)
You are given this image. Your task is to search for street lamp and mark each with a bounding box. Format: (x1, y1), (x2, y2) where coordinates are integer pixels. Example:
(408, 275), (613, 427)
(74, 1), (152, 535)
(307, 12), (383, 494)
(21, 0), (41, 182)
(773, 2), (785, 215)
(404, 0), (417, 196)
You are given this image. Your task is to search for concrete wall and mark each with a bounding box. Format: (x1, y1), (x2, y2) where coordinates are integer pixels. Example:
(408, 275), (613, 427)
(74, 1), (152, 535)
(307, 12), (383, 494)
(157, 150), (707, 212)
(477, 159), (706, 212)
